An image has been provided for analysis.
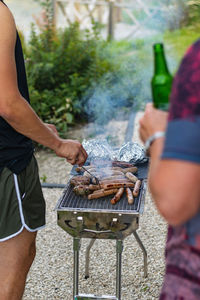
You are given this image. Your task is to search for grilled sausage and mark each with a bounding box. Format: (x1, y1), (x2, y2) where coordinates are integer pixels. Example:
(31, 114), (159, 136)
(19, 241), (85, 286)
(125, 172), (138, 183)
(126, 188), (134, 205)
(112, 161), (135, 168)
(88, 189), (119, 200)
(102, 169), (124, 176)
(100, 175), (126, 181)
(102, 182), (134, 190)
(132, 180), (141, 197)
(76, 166), (96, 173)
(70, 176), (90, 186)
(121, 167), (138, 174)
(111, 188), (124, 205)
(88, 184), (102, 191)
(92, 189), (105, 194)
(100, 178), (132, 185)
(88, 179), (133, 191)
(73, 185), (91, 196)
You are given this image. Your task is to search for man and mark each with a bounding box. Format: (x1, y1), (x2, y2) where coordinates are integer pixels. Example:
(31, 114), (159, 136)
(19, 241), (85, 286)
(0, 1), (87, 299)
(139, 39), (200, 299)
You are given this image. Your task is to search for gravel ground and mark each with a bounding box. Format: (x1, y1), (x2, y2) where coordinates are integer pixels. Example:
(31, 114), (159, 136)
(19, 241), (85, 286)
(23, 114), (167, 300)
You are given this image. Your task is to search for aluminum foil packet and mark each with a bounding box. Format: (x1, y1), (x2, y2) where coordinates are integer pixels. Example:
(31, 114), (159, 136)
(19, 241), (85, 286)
(82, 139), (148, 164)
(117, 141), (148, 164)
(82, 139), (113, 161)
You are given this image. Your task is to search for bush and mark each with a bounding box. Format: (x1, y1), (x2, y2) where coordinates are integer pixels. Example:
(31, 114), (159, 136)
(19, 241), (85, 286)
(22, 0), (153, 135)
(24, 22), (122, 134)
(187, 0), (200, 24)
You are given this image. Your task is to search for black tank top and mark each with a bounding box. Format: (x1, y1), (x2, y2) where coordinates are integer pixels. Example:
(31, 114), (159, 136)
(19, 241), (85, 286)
(0, 0), (33, 174)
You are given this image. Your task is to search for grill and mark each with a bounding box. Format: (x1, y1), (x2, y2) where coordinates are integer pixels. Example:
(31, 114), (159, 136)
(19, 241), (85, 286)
(56, 161), (148, 300)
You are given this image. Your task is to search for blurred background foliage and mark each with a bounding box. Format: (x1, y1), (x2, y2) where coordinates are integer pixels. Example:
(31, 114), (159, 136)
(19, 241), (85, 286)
(23, 22), (122, 133)
(20, 0), (200, 136)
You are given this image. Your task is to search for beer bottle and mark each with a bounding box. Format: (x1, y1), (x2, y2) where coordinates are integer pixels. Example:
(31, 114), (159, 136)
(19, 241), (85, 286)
(151, 43), (173, 111)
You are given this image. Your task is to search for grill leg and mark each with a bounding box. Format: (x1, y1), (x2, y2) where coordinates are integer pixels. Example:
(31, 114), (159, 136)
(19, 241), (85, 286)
(133, 231), (148, 278)
(116, 240), (123, 300)
(73, 238), (81, 298)
(85, 238), (96, 279)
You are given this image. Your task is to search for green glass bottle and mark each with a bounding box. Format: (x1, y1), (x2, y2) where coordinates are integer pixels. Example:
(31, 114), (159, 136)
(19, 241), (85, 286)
(151, 43), (173, 111)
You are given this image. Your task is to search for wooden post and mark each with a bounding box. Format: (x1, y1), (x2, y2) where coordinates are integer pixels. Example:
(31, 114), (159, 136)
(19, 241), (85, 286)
(108, 1), (115, 40)
(98, 5), (103, 23)
(116, 0), (122, 22)
(52, 0), (57, 27)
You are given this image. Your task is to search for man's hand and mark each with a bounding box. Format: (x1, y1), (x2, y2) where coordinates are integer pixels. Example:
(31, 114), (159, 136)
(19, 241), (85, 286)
(139, 103), (168, 144)
(55, 139), (88, 166)
(45, 124), (87, 166)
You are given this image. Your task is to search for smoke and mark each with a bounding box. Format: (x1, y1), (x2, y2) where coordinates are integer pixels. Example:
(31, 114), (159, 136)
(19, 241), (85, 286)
(84, 40), (154, 127)
(82, 0), (185, 140)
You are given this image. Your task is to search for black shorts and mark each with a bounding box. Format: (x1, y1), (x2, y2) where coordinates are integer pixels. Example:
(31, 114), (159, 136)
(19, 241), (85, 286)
(0, 155), (46, 241)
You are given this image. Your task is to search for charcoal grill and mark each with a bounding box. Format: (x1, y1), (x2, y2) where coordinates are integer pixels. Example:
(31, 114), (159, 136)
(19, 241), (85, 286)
(56, 162), (148, 300)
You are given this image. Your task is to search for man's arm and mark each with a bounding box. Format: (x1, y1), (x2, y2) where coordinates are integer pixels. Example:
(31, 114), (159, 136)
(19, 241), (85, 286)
(0, 3), (87, 166)
(140, 104), (200, 226)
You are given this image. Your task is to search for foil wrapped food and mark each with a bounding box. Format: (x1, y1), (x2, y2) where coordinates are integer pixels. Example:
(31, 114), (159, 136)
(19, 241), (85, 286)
(82, 139), (148, 164)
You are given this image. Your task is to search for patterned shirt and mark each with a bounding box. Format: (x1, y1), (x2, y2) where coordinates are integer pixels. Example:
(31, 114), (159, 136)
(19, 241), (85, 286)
(160, 39), (200, 300)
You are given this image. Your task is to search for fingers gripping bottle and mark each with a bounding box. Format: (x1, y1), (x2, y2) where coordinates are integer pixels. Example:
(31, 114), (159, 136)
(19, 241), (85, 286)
(151, 43), (173, 111)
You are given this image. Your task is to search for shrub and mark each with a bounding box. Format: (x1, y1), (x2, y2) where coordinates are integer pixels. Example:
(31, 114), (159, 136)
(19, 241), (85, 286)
(23, 0), (152, 135)
(187, 0), (200, 24)
(24, 21), (122, 134)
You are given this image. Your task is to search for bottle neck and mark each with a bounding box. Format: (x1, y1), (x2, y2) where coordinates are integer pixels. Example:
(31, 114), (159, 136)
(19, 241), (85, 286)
(154, 50), (170, 75)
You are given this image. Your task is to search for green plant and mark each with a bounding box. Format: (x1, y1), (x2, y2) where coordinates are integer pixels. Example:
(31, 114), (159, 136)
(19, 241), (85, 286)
(164, 25), (200, 65)
(187, 0), (200, 24)
(40, 174), (47, 183)
(21, 0), (155, 136)
(24, 20), (122, 134)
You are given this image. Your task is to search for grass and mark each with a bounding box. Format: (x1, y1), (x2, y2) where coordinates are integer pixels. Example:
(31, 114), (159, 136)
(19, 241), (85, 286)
(164, 25), (200, 66)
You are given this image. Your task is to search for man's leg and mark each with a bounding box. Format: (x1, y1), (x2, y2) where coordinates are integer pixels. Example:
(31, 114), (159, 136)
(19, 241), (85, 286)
(0, 228), (37, 300)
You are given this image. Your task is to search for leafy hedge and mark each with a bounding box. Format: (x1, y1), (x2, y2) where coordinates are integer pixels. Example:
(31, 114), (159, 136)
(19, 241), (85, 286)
(23, 22), (122, 134)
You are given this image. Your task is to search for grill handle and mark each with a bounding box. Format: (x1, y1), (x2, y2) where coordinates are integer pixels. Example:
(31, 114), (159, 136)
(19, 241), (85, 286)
(83, 229), (113, 234)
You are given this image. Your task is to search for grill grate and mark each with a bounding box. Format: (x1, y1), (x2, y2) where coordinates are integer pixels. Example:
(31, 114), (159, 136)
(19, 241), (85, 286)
(57, 181), (146, 213)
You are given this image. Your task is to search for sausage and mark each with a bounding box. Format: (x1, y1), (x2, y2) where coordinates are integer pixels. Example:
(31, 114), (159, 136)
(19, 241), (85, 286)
(112, 161), (135, 168)
(100, 179), (131, 185)
(88, 184), (102, 191)
(111, 188), (124, 205)
(76, 166), (97, 173)
(125, 172), (138, 183)
(132, 180), (141, 197)
(92, 189), (105, 194)
(101, 182), (134, 190)
(88, 189), (119, 200)
(89, 179), (133, 191)
(121, 167), (138, 174)
(100, 175), (126, 181)
(73, 185), (91, 196)
(70, 176), (90, 186)
(102, 170), (124, 176)
(126, 188), (134, 205)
